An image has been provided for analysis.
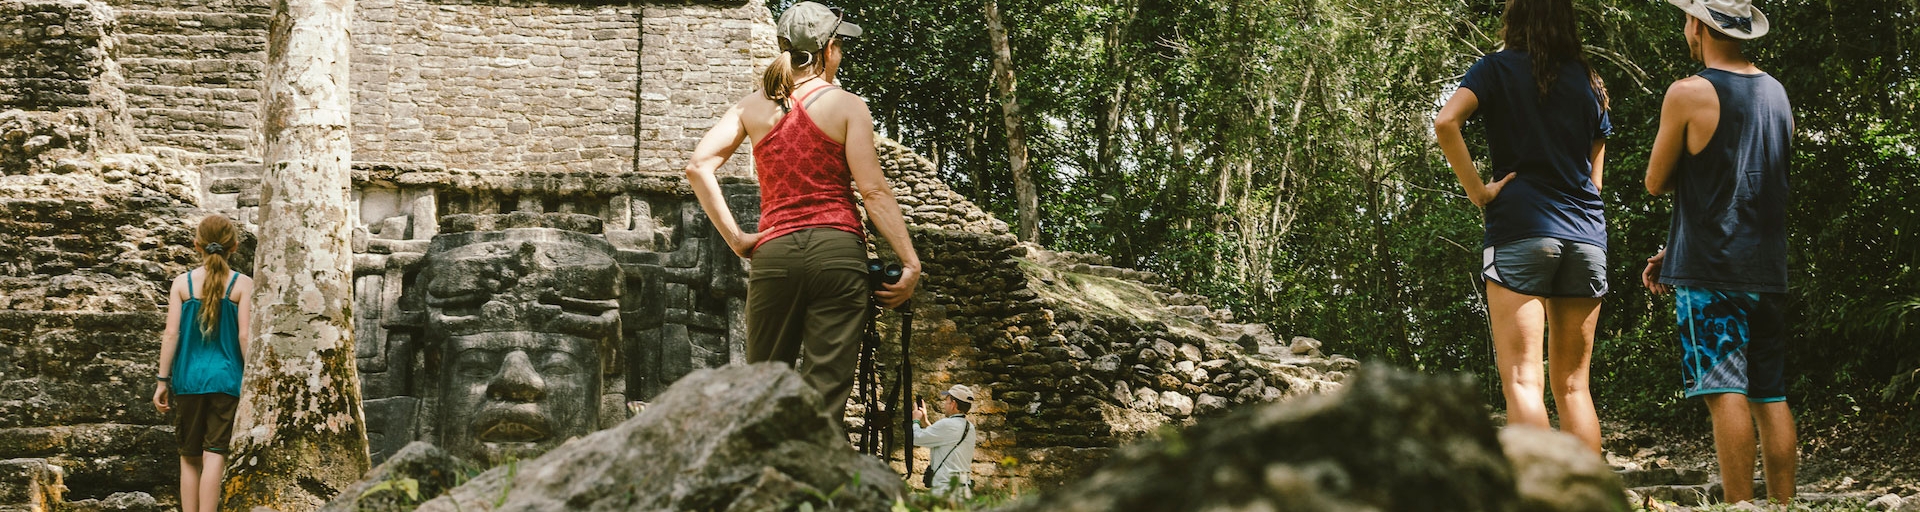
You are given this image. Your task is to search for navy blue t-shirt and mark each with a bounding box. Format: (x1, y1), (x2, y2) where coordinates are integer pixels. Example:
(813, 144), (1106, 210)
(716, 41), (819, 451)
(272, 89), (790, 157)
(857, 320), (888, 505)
(1459, 50), (1614, 250)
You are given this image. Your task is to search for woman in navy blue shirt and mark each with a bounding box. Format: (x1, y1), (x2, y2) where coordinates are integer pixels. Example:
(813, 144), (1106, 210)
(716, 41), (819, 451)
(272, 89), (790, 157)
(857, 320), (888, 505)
(1433, 0), (1612, 455)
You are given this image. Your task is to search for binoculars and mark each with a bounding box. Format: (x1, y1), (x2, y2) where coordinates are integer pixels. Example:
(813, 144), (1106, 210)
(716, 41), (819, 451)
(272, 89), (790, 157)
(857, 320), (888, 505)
(867, 258), (903, 289)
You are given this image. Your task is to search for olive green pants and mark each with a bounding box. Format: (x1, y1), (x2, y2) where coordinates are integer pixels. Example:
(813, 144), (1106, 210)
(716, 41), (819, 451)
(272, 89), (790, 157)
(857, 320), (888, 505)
(746, 228), (870, 423)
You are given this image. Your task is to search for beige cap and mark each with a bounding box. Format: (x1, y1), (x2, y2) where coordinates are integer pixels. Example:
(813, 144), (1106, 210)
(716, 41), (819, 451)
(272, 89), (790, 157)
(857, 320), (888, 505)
(941, 384), (976, 404)
(1668, 0), (1770, 39)
(776, 2), (863, 53)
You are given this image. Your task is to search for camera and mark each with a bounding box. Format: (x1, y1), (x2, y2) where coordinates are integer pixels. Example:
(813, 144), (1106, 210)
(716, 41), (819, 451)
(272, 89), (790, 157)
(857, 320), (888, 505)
(867, 258), (902, 290)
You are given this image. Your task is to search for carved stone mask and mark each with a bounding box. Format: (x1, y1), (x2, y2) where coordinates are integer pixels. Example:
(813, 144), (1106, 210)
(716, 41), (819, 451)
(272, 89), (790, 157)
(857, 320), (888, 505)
(422, 228), (621, 464)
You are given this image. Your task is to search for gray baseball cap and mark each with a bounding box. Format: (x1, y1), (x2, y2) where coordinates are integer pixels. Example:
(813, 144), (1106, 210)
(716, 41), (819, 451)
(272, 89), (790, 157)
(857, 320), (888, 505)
(777, 2), (862, 53)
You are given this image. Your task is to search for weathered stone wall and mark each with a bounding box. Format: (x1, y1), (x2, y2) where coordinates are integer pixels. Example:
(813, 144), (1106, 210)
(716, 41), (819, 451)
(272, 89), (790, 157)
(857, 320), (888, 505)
(634, 3), (772, 176)
(0, 312), (174, 503)
(187, 1), (772, 222)
(0, 0), (120, 112)
(1, 50), (204, 508)
(105, 0), (266, 157)
(349, 1), (772, 176)
(356, 3), (615, 173)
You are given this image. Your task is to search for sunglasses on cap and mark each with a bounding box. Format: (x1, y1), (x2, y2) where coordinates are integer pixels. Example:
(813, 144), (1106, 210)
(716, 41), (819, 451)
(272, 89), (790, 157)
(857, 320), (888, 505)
(827, 6), (859, 45)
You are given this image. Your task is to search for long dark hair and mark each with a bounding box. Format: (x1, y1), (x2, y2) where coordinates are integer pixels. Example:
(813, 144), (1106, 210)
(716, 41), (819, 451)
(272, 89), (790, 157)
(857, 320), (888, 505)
(1500, 0), (1609, 109)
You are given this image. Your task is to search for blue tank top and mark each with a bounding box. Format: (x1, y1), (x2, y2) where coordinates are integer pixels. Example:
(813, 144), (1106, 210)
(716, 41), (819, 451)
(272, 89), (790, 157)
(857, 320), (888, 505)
(1659, 69), (1792, 294)
(172, 271), (245, 396)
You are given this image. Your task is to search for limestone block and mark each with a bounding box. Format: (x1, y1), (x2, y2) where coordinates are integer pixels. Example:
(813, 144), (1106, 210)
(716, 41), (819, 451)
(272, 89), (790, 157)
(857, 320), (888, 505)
(1289, 335), (1323, 356)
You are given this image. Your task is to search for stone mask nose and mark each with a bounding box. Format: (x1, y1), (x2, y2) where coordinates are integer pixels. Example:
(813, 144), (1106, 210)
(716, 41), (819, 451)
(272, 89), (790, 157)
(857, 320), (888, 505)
(488, 350), (547, 402)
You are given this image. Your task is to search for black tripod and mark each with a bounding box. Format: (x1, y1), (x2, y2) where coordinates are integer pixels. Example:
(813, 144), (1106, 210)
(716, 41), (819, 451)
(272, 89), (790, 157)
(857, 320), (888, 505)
(855, 260), (914, 479)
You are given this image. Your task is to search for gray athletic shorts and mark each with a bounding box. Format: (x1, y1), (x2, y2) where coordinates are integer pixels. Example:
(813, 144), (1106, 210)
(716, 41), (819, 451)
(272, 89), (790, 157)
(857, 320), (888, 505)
(1482, 236), (1608, 298)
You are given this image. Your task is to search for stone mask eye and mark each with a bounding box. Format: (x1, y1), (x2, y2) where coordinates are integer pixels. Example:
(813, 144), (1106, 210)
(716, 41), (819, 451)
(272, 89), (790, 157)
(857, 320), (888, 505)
(538, 351), (582, 377)
(455, 350), (499, 379)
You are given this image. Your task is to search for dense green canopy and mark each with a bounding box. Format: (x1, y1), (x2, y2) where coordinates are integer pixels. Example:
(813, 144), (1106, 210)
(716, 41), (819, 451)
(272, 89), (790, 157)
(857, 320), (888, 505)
(772, 0), (1919, 424)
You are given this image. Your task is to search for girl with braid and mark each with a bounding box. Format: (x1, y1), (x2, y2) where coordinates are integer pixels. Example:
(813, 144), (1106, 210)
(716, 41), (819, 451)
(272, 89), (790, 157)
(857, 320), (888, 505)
(152, 214), (252, 512)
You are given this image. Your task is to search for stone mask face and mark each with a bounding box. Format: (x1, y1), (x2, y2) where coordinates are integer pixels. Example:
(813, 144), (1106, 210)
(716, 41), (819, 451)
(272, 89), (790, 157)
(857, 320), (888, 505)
(422, 228), (621, 464)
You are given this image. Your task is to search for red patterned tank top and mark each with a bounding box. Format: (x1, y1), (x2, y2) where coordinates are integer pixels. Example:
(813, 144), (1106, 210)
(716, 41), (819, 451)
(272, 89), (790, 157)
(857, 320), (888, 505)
(752, 85), (864, 251)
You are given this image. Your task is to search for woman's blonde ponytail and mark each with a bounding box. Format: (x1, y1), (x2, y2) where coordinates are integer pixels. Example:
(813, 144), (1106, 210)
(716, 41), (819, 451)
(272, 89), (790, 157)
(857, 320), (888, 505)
(762, 40), (820, 106)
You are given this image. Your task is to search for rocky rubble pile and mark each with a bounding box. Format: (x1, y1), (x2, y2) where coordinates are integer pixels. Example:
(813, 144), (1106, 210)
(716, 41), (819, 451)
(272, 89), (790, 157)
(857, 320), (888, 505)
(992, 365), (1629, 512)
(861, 142), (1354, 490)
(876, 137), (1009, 235)
(324, 363), (903, 512)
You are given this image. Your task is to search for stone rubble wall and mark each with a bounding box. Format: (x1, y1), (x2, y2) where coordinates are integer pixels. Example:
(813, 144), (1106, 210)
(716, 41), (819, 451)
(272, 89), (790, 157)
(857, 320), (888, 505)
(864, 137), (1353, 493)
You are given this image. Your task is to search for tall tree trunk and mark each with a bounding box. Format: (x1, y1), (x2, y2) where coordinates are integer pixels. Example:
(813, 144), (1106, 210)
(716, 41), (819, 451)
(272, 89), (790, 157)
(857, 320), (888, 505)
(985, 0), (1037, 242)
(222, 0), (370, 506)
(1094, 0), (1138, 182)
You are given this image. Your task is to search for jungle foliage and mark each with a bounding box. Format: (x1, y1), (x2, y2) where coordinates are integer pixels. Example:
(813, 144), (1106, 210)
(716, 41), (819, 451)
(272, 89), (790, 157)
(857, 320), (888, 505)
(770, 0), (1920, 425)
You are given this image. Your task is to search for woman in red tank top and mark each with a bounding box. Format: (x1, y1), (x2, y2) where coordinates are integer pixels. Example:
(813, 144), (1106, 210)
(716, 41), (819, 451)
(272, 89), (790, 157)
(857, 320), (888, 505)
(682, 2), (921, 423)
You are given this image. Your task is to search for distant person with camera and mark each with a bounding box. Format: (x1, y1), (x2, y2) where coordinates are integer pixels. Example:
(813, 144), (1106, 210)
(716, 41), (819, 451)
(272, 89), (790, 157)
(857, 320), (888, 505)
(683, 1), (921, 423)
(912, 384), (978, 500)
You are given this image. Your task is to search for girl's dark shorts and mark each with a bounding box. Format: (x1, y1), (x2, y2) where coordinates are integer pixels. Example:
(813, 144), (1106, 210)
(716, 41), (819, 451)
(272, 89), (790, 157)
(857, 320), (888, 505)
(172, 392), (238, 457)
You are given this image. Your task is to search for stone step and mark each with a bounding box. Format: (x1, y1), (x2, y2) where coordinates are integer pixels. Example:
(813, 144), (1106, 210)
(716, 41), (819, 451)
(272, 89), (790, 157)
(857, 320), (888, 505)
(122, 84), (260, 112)
(112, 9), (268, 38)
(114, 33), (265, 60)
(199, 161), (261, 179)
(116, 57), (263, 87)
(102, 0), (269, 17)
(127, 106), (253, 132)
(0, 458), (62, 511)
(132, 131), (251, 154)
(1617, 467), (1712, 487)
(0, 425), (171, 460)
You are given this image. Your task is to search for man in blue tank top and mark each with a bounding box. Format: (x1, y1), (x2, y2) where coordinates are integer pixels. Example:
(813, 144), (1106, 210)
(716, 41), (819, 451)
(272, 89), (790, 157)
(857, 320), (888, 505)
(1641, 0), (1796, 504)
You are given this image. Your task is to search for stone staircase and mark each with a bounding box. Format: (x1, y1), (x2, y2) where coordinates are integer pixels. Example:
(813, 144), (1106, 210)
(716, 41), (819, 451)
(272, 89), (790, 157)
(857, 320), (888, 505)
(1619, 466), (1721, 507)
(107, 0), (266, 161)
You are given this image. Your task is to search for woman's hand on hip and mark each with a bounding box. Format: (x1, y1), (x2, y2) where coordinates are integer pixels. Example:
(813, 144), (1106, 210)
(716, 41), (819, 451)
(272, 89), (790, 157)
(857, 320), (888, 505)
(728, 232), (762, 258)
(874, 265), (921, 309)
(1472, 173), (1517, 208)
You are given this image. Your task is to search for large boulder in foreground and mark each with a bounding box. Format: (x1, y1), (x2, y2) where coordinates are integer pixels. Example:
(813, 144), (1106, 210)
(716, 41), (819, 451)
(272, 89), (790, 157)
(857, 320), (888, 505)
(319, 442), (466, 512)
(1500, 426), (1631, 512)
(415, 363), (902, 511)
(994, 365), (1521, 512)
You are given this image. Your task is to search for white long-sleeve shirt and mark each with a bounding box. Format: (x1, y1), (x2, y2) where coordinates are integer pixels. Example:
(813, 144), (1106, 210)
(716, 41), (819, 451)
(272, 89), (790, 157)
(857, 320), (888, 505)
(912, 415), (976, 497)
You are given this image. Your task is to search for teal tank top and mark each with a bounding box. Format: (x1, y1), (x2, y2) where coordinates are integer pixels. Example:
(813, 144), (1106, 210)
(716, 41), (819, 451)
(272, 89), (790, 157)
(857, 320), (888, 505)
(172, 271), (245, 396)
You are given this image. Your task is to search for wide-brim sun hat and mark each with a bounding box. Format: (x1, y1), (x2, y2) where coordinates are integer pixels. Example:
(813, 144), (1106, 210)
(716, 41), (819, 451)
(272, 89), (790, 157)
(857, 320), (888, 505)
(941, 384), (976, 404)
(1667, 0), (1769, 40)
(777, 2), (864, 53)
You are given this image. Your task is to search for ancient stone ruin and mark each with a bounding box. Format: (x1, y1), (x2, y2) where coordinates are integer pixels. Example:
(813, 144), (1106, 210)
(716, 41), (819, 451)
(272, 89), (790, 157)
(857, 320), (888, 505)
(1, 0), (1357, 508)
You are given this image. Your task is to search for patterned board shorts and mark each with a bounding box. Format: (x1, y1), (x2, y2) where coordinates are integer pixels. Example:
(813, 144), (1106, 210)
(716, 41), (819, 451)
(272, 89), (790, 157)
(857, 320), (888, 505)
(1676, 287), (1788, 402)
